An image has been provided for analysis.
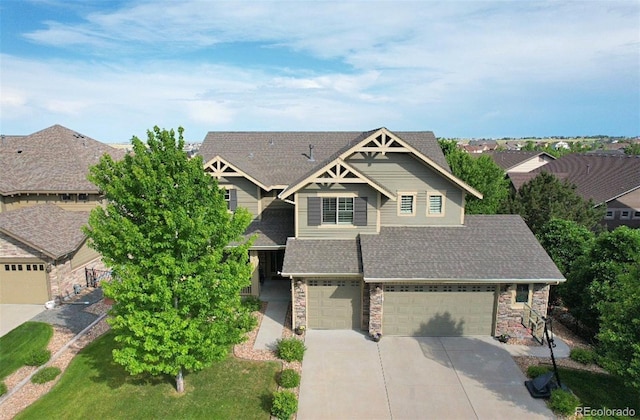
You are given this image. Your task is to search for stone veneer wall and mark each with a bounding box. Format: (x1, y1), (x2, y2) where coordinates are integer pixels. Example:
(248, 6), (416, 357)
(368, 283), (383, 337)
(361, 283), (371, 331)
(495, 283), (550, 337)
(50, 258), (107, 302)
(293, 278), (306, 329)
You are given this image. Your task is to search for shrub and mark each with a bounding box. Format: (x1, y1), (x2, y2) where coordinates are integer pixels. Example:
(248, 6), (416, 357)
(23, 349), (51, 367)
(276, 338), (306, 362)
(548, 388), (580, 416)
(278, 369), (301, 388)
(242, 295), (262, 312)
(0, 381), (7, 397)
(569, 348), (596, 365)
(271, 390), (298, 420)
(527, 365), (551, 378)
(31, 367), (61, 384)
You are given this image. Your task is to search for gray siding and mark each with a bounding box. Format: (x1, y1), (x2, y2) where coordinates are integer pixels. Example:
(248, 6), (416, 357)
(297, 184), (377, 238)
(348, 153), (464, 226)
(218, 176), (259, 218)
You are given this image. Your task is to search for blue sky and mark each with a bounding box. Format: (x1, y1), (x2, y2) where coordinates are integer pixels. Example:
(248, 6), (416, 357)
(1, 0), (638, 143)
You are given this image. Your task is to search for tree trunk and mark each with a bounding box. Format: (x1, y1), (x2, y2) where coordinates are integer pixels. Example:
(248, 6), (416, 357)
(176, 368), (184, 393)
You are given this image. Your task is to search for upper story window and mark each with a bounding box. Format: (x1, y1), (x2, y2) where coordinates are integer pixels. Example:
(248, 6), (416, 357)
(427, 192), (445, 216)
(620, 210), (631, 220)
(633, 211), (640, 220)
(222, 187), (237, 211)
(322, 197), (354, 224)
(78, 193), (89, 202)
(60, 193), (72, 202)
(605, 210), (615, 220)
(398, 193), (416, 216)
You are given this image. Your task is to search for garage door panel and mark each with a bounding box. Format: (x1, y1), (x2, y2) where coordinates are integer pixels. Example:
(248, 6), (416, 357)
(383, 285), (496, 336)
(307, 279), (361, 330)
(0, 262), (49, 304)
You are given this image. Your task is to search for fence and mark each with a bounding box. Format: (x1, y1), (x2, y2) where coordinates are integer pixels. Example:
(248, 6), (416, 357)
(522, 303), (545, 344)
(85, 268), (113, 287)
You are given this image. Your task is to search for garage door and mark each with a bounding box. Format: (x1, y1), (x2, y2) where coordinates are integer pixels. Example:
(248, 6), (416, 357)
(307, 279), (361, 329)
(0, 262), (49, 304)
(383, 284), (496, 336)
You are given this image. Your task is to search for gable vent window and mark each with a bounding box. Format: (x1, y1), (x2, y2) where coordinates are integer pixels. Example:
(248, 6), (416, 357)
(398, 193), (416, 216)
(428, 194), (444, 215)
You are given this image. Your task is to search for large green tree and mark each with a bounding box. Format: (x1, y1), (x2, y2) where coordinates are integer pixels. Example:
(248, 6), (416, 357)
(536, 219), (595, 277)
(85, 126), (254, 393)
(596, 266), (640, 391)
(506, 172), (604, 235)
(439, 140), (510, 214)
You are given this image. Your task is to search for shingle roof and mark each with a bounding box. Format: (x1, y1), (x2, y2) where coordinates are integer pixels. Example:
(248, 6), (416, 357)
(244, 209), (294, 248)
(281, 238), (362, 276)
(358, 215), (564, 282)
(531, 153), (640, 204)
(0, 125), (125, 195)
(487, 151), (555, 171)
(0, 204), (90, 259)
(199, 130), (450, 189)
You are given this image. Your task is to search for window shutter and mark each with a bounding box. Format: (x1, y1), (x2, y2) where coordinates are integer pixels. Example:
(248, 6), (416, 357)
(308, 197), (321, 226)
(354, 197), (368, 226)
(229, 189), (238, 211)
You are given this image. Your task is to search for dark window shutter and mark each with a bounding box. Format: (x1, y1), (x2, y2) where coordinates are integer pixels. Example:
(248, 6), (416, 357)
(354, 197), (368, 226)
(229, 189), (238, 211)
(308, 197), (321, 226)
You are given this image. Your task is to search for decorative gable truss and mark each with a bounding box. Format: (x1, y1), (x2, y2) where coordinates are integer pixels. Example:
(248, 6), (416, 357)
(348, 131), (409, 155)
(203, 156), (269, 191)
(280, 159), (396, 201)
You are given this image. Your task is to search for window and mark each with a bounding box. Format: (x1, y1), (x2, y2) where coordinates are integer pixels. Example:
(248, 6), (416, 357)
(512, 283), (532, 305)
(634, 211), (640, 220)
(427, 193), (445, 216)
(322, 197), (354, 224)
(605, 210), (615, 220)
(223, 189), (230, 203)
(60, 194), (72, 202)
(398, 193), (416, 216)
(78, 193), (88, 202)
(620, 210), (631, 220)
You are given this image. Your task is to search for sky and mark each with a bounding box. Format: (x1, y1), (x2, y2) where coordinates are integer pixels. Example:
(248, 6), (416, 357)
(1, 1), (639, 143)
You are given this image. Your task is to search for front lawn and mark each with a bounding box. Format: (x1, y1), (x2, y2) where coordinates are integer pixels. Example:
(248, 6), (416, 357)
(0, 322), (53, 379)
(557, 367), (639, 414)
(18, 332), (280, 419)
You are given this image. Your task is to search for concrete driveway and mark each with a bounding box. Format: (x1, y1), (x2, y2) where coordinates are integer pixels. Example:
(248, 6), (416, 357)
(0, 304), (45, 337)
(298, 330), (553, 420)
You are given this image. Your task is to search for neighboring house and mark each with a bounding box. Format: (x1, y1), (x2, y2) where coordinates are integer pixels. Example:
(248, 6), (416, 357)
(553, 141), (570, 150)
(200, 128), (564, 338)
(525, 153), (640, 229)
(0, 125), (123, 304)
(487, 150), (556, 173)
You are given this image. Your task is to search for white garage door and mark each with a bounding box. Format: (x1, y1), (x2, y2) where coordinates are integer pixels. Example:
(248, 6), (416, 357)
(0, 262), (49, 304)
(383, 284), (496, 336)
(307, 279), (361, 329)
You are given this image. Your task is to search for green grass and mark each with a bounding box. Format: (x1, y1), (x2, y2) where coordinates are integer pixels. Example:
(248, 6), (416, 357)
(18, 332), (281, 420)
(556, 368), (639, 415)
(0, 322), (53, 379)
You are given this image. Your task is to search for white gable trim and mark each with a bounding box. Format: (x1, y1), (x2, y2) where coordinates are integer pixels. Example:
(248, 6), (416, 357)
(202, 156), (270, 191)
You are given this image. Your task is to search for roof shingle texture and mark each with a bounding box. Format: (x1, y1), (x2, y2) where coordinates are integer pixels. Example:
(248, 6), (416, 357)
(0, 125), (125, 194)
(487, 151), (554, 171)
(199, 130), (450, 188)
(282, 238), (362, 275)
(244, 209), (294, 247)
(358, 215), (564, 281)
(530, 153), (640, 204)
(0, 204), (89, 259)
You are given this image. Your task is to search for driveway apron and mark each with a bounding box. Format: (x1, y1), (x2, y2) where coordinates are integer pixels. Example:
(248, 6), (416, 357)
(299, 331), (553, 420)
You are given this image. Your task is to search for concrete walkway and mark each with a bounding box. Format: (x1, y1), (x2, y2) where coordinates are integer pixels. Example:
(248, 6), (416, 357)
(254, 280), (291, 351)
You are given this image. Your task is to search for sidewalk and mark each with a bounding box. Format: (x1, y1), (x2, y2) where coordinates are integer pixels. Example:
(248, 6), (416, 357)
(253, 280), (291, 351)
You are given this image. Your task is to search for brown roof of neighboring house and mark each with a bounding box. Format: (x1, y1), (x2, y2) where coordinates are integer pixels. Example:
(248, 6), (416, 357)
(530, 153), (640, 204)
(359, 215), (564, 282)
(199, 130), (450, 189)
(0, 125), (125, 195)
(0, 204), (89, 259)
(487, 150), (556, 171)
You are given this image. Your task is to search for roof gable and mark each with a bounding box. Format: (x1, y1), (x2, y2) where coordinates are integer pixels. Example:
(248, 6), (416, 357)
(0, 125), (125, 195)
(203, 155), (270, 190)
(488, 150), (556, 172)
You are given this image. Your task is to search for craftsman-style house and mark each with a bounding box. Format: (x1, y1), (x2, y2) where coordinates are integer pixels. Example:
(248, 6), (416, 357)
(200, 128), (564, 338)
(0, 125), (122, 304)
